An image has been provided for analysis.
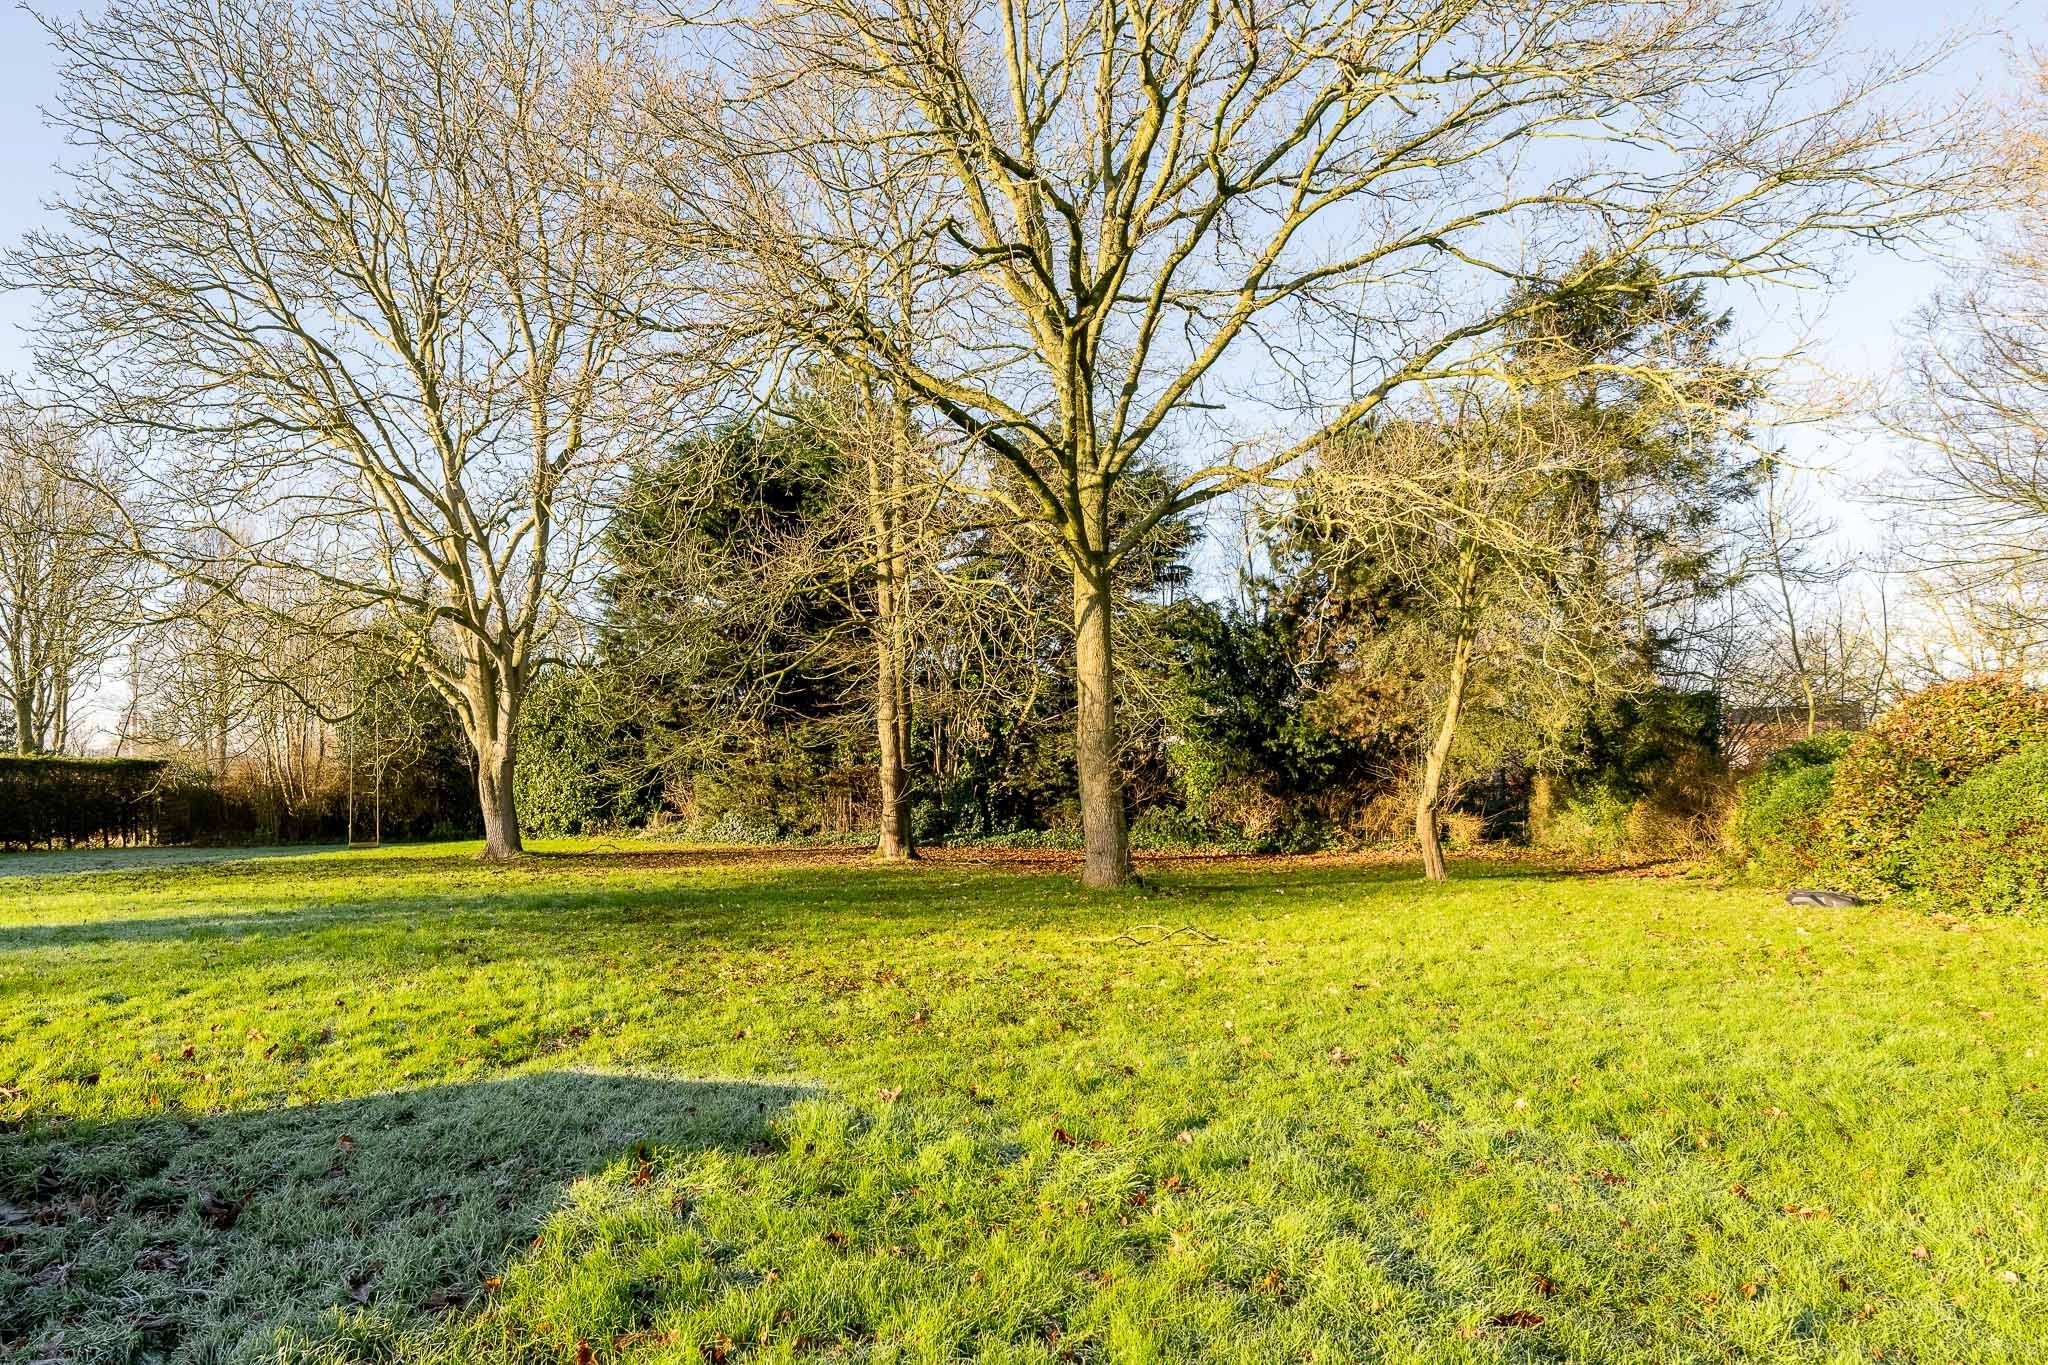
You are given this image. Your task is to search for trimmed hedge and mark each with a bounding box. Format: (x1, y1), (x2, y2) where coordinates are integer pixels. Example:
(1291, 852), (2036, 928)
(0, 756), (168, 849)
(1819, 675), (2048, 894)
(1729, 731), (1854, 876)
(1907, 745), (2048, 915)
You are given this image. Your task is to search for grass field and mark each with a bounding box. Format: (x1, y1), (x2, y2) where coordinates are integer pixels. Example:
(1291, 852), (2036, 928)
(2, 842), (2043, 1363)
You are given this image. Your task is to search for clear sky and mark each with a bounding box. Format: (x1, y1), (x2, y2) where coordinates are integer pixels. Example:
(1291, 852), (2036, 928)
(2, 0), (2039, 419)
(0, 0), (2041, 747)
(0, 0), (2038, 402)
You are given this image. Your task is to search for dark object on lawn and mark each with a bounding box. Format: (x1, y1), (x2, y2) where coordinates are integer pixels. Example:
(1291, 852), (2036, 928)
(1786, 888), (1866, 908)
(196, 1188), (252, 1230)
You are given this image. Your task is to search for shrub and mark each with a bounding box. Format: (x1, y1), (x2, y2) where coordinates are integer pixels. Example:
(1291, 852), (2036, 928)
(1821, 675), (2048, 894)
(515, 671), (655, 837)
(1728, 731), (1854, 876)
(0, 756), (168, 849)
(1627, 748), (1739, 856)
(1532, 690), (1731, 862)
(1128, 805), (1223, 852)
(1906, 745), (2048, 914)
(1532, 784), (1634, 861)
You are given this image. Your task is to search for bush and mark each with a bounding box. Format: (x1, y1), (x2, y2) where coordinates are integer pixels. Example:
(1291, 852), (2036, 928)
(1128, 805), (1222, 852)
(1728, 731), (1854, 876)
(1821, 675), (2048, 894)
(1441, 810), (1488, 850)
(1532, 689), (1731, 862)
(0, 756), (168, 849)
(1532, 784), (1634, 861)
(1128, 804), (1316, 854)
(1906, 745), (2048, 914)
(515, 671), (655, 837)
(1626, 747), (1739, 856)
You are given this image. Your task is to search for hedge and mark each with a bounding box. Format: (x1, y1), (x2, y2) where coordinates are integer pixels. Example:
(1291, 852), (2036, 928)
(0, 756), (168, 850)
(1728, 731), (1854, 876)
(1907, 745), (2048, 915)
(1819, 675), (2048, 894)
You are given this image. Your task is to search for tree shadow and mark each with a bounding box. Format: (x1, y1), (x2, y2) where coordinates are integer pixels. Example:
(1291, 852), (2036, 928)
(0, 844), (347, 880)
(0, 850), (1604, 957)
(0, 870), (986, 954)
(0, 1071), (809, 1362)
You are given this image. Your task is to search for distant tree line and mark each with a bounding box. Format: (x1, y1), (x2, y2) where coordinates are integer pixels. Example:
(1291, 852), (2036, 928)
(4, 0), (2044, 888)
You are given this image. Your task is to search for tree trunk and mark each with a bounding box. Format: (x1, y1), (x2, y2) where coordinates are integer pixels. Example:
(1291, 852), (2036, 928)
(1415, 631), (1475, 883)
(1072, 560), (1132, 888)
(870, 401), (917, 863)
(50, 665), (71, 753)
(475, 725), (522, 861)
(874, 610), (915, 861)
(464, 660), (524, 861)
(1528, 770), (1559, 846)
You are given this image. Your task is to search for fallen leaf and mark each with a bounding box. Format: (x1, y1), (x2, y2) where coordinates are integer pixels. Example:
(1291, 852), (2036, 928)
(134, 1244), (184, 1272)
(197, 1189), (248, 1230)
(1910, 1245), (1930, 1262)
(1487, 1309), (1544, 1329)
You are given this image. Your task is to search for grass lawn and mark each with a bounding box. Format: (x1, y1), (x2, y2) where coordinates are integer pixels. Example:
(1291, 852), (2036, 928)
(2, 842), (2043, 1363)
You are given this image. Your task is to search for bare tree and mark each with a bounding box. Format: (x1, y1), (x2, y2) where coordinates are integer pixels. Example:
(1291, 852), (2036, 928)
(1889, 58), (2048, 650)
(1895, 562), (2048, 685)
(0, 405), (135, 753)
(137, 574), (259, 783)
(12, 0), (697, 858)
(796, 378), (951, 860)
(1742, 456), (1850, 738)
(681, 0), (1982, 884)
(1304, 396), (1630, 880)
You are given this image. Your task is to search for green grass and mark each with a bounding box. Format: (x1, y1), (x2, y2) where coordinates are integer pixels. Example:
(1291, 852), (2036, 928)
(2, 841), (2043, 1363)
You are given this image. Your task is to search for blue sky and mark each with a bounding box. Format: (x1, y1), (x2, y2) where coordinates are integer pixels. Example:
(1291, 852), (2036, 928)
(1, 0), (2037, 396)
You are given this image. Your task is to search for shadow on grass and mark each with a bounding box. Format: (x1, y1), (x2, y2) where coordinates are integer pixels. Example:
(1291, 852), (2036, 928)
(0, 848), (1598, 956)
(0, 845), (347, 880)
(0, 870), (992, 953)
(1, 1071), (808, 1362)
